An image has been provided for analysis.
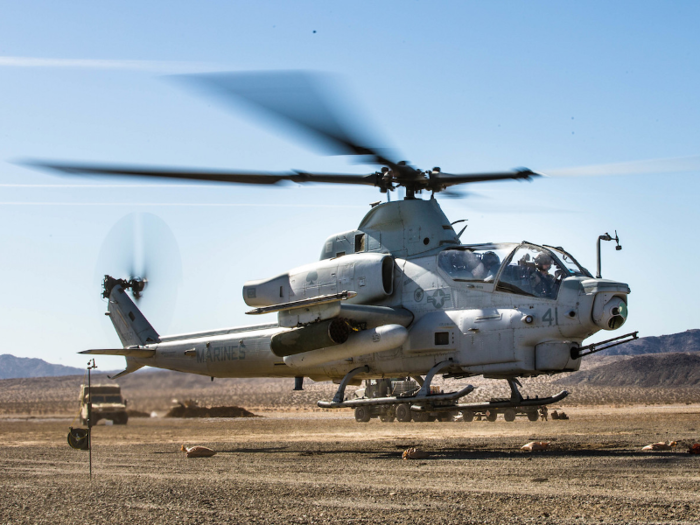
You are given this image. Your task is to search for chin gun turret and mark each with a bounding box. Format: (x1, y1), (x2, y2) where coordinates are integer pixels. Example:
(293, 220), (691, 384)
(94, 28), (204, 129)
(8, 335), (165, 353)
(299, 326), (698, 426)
(592, 294), (628, 330)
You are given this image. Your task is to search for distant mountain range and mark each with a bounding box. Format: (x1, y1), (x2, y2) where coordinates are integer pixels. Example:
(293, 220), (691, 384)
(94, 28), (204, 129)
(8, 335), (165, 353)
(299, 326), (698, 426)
(557, 352), (700, 388)
(0, 354), (85, 380)
(599, 329), (700, 356)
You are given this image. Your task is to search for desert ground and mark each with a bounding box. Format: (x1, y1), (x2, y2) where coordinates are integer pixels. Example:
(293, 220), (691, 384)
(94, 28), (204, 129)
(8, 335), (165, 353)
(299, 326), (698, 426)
(4, 353), (700, 417)
(3, 366), (700, 524)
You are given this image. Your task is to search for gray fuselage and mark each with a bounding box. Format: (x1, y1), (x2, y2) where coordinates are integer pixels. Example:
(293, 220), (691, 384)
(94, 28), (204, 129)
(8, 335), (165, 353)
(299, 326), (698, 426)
(117, 199), (629, 383)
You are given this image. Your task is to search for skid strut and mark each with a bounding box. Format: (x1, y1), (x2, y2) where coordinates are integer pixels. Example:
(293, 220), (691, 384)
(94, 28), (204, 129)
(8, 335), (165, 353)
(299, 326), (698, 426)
(331, 365), (369, 404)
(415, 359), (453, 398)
(318, 359), (474, 409)
(507, 378), (524, 404)
(318, 359), (474, 410)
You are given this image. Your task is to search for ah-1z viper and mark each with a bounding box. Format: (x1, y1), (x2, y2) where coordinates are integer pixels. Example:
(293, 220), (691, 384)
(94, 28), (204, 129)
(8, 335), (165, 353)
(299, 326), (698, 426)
(33, 72), (637, 422)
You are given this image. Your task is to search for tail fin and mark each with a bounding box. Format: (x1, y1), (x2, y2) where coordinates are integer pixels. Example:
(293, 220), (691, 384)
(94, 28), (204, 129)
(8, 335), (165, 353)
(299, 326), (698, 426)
(105, 278), (160, 347)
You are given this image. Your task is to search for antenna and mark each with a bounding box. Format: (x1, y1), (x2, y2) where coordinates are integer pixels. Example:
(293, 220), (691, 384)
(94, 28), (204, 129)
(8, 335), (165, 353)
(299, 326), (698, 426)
(596, 231), (622, 278)
(451, 219), (468, 239)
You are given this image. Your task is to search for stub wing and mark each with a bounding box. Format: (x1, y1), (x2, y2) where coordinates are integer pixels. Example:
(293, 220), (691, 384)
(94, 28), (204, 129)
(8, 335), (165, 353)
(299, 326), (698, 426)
(245, 290), (357, 315)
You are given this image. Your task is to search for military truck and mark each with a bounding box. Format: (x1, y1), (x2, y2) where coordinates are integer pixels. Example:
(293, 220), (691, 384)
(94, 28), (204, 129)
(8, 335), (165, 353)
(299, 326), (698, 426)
(352, 378), (458, 423)
(79, 384), (128, 425)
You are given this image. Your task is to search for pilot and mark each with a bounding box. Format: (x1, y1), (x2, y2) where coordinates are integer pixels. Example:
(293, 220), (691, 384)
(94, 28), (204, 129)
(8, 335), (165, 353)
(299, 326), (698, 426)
(447, 250), (466, 272)
(481, 251), (501, 280)
(446, 250), (477, 279)
(531, 252), (557, 298)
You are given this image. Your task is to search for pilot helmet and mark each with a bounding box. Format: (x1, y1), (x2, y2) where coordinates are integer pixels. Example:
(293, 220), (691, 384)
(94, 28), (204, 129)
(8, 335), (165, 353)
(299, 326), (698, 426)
(481, 251), (500, 269)
(448, 250), (464, 267)
(534, 252), (553, 269)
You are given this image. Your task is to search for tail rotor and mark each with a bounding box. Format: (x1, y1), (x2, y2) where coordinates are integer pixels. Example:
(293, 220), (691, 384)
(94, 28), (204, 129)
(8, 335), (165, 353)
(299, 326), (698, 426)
(95, 212), (182, 330)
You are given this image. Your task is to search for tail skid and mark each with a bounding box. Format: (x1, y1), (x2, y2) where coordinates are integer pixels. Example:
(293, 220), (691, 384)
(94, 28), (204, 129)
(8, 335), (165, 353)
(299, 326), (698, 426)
(108, 359), (145, 379)
(80, 349), (152, 379)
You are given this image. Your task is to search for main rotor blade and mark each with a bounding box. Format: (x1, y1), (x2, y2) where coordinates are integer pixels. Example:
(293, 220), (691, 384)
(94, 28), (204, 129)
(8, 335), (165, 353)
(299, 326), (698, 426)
(24, 161), (381, 187)
(177, 71), (399, 168)
(430, 168), (539, 191)
(542, 155), (700, 178)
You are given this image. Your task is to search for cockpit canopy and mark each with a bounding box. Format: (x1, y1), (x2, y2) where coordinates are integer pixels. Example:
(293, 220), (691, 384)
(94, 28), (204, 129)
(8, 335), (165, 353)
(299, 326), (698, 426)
(543, 245), (592, 279)
(439, 242), (591, 300)
(438, 245), (514, 283)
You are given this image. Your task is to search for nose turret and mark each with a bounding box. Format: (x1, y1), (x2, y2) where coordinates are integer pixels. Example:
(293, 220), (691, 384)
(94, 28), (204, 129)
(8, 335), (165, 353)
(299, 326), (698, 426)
(582, 279), (630, 331)
(593, 294), (628, 330)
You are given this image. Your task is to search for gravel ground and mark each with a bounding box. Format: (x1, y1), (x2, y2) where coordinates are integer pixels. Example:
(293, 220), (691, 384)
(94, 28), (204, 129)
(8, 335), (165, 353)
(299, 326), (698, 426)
(3, 406), (700, 524)
(7, 360), (700, 417)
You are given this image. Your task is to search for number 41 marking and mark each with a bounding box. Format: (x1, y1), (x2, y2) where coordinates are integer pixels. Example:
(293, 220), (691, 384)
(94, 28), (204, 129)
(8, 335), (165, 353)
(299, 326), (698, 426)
(543, 308), (558, 326)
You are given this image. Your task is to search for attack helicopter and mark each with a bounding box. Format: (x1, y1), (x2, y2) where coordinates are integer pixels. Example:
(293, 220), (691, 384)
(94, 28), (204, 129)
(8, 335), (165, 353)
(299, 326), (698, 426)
(31, 72), (638, 422)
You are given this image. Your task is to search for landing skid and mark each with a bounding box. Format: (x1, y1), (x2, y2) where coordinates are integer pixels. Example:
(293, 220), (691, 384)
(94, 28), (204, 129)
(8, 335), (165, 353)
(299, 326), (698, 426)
(414, 377), (567, 412)
(317, 384), (475, 409)
(414, 389), (569, 413)
(318, 366), (568, 416)
(318, 359), (474, 409)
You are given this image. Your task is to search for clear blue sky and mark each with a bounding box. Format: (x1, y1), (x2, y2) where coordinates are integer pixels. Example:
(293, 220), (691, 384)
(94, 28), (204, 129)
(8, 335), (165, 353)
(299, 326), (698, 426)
(1, 1), (699, 369)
